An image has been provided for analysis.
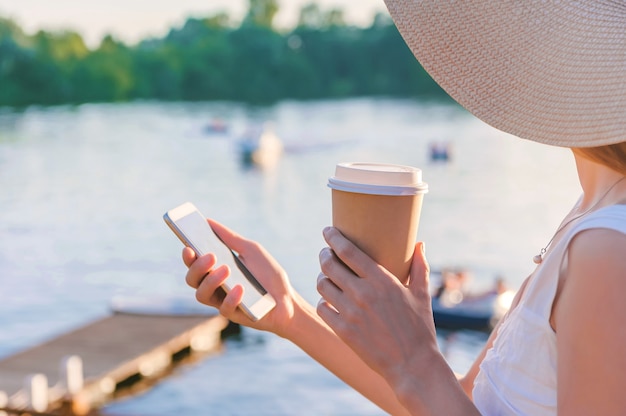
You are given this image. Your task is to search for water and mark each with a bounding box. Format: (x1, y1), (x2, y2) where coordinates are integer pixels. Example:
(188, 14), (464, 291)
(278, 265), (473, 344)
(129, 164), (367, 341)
(0, 99), (581, 415)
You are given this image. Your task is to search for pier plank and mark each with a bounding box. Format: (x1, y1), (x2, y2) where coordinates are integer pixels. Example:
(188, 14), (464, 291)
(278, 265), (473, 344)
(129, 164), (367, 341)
(0, 312), (230, 414)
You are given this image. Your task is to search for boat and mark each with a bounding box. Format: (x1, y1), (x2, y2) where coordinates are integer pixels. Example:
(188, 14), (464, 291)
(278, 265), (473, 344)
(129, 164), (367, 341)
(432, 289), (515, 331)
(203, 118), (229, 135)
(238, 123), (283, 168)
(429, 141), (452, 162)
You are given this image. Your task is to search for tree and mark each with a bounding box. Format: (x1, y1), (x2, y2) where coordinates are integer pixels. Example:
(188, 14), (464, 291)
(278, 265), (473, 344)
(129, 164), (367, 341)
(243, 0), (279, 29)
(297, 4), (346, 30)
(298, 3), (323, 29)
(70, 35), (135, 102)
(33, 30), (88, 61)
(205, 12), (231, 29)
(0, 9), (449, 107)
(323, 8), (345, 28)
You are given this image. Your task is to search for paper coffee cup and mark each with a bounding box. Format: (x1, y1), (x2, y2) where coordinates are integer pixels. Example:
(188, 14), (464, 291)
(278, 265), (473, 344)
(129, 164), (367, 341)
(328, 162), (428, 283)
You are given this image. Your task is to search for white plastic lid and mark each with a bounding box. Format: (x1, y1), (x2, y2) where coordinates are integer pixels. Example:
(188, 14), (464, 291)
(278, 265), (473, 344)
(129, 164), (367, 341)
(328, 162), (429, 196)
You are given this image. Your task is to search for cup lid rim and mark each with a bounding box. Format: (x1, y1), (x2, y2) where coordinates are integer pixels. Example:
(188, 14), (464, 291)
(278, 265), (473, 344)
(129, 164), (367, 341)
(329, 162), (428, 195)
(328, 177), (429, 196)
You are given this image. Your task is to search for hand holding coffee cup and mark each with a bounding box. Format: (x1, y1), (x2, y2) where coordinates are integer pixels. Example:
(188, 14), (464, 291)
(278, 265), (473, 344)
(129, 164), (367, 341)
(328, 162), (428, 284)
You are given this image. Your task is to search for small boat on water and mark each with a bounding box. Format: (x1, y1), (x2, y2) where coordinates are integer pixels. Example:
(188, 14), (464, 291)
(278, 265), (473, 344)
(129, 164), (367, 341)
(203, 118), (229, 135)
(238, 123), (283, 168)
(429, 141), (452, 162)
(432, 290), (515, 331)
(430, 268), (515, 331)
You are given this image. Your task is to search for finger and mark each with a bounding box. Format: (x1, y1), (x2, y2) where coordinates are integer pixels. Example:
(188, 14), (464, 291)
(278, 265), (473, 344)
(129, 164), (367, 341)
(185, 253), (217, 288)
(195, 264), (230, 305)
(322, 227), (385, 279)
(316, 297), (340, 326)
(408, 242), (430, 295)
(318, 247), (357, 293)
(182, 247), (197, 268)
(316, 272), (344, 310)
(207, 218), (251, 254)
(219, 284), (244, 318)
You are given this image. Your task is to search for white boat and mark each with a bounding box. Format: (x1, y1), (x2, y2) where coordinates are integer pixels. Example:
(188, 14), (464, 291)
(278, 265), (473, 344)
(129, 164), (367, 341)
(239, 123), (283, 168)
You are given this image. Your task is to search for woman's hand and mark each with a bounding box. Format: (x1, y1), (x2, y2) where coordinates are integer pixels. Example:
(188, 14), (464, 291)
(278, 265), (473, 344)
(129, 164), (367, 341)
(183, 219), (296, 336)
(316, 227), (440, 391)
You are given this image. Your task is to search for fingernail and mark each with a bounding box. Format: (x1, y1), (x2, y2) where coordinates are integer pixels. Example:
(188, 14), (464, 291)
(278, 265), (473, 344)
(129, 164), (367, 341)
(421, 242), (426, 255)
(323, 226), (331, 236)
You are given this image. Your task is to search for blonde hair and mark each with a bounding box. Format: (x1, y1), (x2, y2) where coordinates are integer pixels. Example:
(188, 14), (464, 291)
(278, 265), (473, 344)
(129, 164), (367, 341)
(574, 143), (626, 176)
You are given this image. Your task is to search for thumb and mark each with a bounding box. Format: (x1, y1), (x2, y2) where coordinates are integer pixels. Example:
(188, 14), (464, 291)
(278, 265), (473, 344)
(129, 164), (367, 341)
(408, 242), (430, 295)
(207, 218), (249, 254)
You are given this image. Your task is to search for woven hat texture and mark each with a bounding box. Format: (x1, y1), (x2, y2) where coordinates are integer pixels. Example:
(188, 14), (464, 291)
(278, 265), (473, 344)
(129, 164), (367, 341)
(383, 0), (626, 147)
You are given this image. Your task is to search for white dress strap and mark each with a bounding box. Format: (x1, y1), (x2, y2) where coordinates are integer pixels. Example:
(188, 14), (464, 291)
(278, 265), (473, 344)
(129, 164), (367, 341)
(522, 204), (626, 318)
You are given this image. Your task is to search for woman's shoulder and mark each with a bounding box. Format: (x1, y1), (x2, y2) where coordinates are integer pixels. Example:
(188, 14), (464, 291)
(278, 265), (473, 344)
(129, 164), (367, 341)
(573, 204), (626, 236)
(554, 214), (626, 415)
(569, 203), (626, 262)
(564, 216), (626, 301)
(570, 227), (626, 259)
(556, 205), (626, 311)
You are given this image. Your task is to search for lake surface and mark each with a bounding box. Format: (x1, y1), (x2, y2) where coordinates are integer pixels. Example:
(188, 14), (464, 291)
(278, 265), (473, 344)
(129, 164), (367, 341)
(0, 99), (581, 415)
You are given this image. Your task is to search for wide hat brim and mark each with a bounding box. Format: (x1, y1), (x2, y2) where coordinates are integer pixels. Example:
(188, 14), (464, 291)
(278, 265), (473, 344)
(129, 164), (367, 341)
(383, 0), (626, 148)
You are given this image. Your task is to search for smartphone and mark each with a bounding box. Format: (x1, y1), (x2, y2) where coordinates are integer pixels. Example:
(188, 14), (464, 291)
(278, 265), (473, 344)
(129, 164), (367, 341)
(163, 202), (276, 321)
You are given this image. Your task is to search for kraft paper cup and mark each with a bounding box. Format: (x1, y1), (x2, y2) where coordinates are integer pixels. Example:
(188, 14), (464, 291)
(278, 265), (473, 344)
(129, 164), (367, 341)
(328, 162), (428, 283)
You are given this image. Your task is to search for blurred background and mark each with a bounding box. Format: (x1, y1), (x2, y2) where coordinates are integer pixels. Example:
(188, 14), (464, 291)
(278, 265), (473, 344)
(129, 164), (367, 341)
(0, 0), (442, 107)
(0, 1), (581, 415)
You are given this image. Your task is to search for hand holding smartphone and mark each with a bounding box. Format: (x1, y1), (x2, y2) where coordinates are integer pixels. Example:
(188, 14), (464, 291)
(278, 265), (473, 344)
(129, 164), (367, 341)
(164, 202), (276, 321)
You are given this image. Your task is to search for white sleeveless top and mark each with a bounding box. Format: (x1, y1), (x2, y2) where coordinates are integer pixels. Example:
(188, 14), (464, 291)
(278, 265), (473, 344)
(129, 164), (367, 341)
(472, 204), (626, 415)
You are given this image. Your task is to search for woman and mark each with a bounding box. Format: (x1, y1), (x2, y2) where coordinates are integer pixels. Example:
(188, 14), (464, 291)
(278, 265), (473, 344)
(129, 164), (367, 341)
(184, 1), (626, 414)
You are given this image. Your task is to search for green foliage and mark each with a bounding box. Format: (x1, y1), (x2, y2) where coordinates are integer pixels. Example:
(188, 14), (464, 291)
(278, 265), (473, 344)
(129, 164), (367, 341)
(297, 3), (345, 29)
(243, 0), (280, 29)
(0, 3), (447, 107)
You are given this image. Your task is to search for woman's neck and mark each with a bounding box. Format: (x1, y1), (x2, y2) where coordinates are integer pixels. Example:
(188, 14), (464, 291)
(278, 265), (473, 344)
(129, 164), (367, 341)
(573, 151), (626, 212)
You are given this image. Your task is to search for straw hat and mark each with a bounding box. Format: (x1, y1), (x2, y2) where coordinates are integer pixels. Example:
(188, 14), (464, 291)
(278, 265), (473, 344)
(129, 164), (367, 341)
(383, 0), (626, 148)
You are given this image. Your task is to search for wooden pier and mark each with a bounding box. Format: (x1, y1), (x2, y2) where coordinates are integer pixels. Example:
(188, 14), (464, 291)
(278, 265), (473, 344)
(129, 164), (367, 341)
(0, 311), (235, 415)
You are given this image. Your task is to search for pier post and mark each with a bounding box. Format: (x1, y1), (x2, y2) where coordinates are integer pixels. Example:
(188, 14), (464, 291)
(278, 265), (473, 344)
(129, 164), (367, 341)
(60, 355), (84, 394)
(26, 373), (49, 413)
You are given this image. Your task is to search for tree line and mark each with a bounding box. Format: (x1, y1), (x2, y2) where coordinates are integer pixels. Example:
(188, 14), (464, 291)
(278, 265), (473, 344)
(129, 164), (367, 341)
(0, 0), (447, 107)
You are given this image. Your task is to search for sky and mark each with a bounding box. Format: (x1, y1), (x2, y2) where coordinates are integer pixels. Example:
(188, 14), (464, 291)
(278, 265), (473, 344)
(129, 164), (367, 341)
(0, 0), (388, 47)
